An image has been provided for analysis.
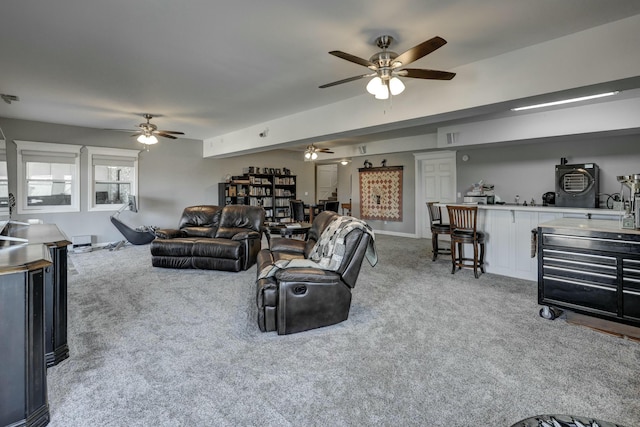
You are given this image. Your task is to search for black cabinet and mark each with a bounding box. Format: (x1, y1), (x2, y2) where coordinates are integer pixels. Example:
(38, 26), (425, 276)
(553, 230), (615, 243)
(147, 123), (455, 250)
(538, 219), (640, 326)
(0, 246), (52, 427)
(44, 244), (69, 367)
(7, 224), (71, 368)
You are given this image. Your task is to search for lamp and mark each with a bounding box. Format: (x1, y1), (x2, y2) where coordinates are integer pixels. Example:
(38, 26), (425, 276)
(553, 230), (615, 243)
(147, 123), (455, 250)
(137, 133), (158, 145)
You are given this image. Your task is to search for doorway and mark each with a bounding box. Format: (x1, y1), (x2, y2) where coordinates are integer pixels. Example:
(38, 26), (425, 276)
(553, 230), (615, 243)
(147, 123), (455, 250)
(414, 151), (457, 238)
(316, 164), (338, 202)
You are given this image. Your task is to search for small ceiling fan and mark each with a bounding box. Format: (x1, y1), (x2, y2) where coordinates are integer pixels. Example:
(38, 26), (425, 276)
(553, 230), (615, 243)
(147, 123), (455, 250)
(304, 144), (334, 160)
(129, 114), (184, 145)
(319, 35), (455, 99)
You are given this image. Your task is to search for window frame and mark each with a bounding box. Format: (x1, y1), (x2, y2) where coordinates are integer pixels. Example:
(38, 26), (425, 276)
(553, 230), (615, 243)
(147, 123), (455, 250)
(86, 146), (140, 212)
(0, 140), (8, 217)
(15, 140), (82, 214)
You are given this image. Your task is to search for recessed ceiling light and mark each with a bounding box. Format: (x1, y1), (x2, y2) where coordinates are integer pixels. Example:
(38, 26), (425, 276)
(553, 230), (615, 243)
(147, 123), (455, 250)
(511, 91), (619, 111)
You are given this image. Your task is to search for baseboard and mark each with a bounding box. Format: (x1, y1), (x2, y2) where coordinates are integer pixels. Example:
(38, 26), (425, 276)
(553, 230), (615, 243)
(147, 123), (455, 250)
(372, 230), (418, 238)
(565, 312), (640, 342)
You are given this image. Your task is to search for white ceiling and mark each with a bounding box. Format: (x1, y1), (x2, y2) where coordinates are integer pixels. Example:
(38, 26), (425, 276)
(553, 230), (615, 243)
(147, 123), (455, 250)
(1, 0), (640, 145)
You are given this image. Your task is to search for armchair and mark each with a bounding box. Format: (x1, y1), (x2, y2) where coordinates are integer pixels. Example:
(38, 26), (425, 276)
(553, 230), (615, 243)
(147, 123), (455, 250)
(256, 211), (377, 334)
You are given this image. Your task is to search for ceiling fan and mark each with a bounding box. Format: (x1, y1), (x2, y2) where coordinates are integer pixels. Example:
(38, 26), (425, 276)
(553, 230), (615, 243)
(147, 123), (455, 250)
(129, 114), (184, 145)
(319, 35), (455, 99)
(304, 144), (334, 160)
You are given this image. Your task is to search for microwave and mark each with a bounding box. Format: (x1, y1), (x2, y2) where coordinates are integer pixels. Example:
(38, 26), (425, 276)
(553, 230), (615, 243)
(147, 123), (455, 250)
(463, 195), (495, 205)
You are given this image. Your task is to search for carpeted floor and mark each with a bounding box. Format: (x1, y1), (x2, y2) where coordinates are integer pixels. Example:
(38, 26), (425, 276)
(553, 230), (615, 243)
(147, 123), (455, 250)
(46, 234), (640, 427)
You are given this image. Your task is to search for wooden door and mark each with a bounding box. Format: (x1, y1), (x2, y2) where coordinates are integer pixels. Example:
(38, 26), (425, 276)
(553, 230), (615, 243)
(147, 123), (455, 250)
(416, 151), (456, 238)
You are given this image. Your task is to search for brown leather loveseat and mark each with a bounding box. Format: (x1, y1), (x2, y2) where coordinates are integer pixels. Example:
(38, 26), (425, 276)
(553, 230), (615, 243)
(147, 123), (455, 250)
(256, 211), (377, 334)
(151, 205), (264, 271)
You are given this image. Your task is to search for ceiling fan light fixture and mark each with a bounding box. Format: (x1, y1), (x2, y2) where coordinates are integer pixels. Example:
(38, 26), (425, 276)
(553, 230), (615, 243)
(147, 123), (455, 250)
(374, 83), (389, 100)
(304, 151), (311, 160)
(366, 76), (383, 95)
(137, 134), (158, 145)
(389, 77), (405, 96)
(311, 152), (318, 160)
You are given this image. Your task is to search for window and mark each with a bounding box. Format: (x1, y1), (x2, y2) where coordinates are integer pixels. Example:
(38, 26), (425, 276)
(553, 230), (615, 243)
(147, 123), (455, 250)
(15, 140), (81, 213)
(86, 146), (139, 211)
(0, 140), (8, 216)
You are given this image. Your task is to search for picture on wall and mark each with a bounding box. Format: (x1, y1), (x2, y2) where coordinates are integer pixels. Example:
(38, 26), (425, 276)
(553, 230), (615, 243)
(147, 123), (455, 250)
(358, 166), (403, 221)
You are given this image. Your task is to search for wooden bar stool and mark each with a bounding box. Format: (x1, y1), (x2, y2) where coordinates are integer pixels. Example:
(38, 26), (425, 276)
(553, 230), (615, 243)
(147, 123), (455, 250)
(426, 202), (451, 261)
(446, 204), (486, 278)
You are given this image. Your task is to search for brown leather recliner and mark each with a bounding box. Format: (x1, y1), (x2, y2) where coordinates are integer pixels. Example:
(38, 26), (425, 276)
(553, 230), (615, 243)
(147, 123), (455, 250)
(151, 205), (265, 271)
(255, 211), (377, 334)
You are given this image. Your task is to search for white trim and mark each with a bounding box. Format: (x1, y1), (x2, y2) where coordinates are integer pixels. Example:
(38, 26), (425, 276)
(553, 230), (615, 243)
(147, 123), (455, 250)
(86, 146), (140, 212)
(373, 230), (418, 238)
(414, 151), (457, 238)
(15, 140), (82, 214)
(0, 140), (7, 216)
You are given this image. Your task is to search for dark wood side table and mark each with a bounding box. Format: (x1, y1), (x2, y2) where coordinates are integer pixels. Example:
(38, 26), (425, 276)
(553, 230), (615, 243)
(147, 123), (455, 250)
(0, 243), (52, 427)
(6, 224), (72, 367)
(265, 223), (312, 244)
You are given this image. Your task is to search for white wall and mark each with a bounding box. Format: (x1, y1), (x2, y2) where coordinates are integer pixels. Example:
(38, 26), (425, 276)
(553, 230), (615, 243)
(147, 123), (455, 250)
(455, 133), (640, 207)
(0, 118), (315, 244)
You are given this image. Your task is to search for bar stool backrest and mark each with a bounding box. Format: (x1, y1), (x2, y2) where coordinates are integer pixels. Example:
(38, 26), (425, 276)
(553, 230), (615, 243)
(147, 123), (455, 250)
(427, 202), (444, 226)
(447, 205), (479, 236)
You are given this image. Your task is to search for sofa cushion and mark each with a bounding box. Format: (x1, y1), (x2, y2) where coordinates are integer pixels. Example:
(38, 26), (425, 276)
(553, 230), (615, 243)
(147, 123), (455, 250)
(191, 238), (242, 259)
(182, 226), (217, 238)
(178, 205), (222, 229)
(150, 238), (199, 257)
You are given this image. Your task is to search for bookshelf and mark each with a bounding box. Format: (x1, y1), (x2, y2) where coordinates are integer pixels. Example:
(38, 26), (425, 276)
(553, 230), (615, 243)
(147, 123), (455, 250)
(219, 173), (296, 222)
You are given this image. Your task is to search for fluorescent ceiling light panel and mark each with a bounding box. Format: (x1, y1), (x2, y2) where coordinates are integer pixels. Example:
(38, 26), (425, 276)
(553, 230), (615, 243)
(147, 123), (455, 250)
(511, 91), (619, 111)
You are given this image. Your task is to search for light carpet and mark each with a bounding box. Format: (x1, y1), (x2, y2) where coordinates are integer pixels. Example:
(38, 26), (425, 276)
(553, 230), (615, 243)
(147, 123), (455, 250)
(46, 235), (640, 426)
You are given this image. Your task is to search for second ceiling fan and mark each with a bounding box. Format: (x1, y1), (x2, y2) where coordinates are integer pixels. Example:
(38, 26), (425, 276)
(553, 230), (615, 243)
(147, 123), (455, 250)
(130, 114), (184, 145)
(304, 144), (334, 160)
(319, 35), (455, 99)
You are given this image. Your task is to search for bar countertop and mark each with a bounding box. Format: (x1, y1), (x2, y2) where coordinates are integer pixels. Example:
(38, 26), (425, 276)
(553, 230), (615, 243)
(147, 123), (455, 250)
(537, 217), (640, 235)
(438, 203), (624, 217)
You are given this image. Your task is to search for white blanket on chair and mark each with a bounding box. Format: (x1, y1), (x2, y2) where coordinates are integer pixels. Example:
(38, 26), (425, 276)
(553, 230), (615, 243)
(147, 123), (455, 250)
(257, 216), (377, 279)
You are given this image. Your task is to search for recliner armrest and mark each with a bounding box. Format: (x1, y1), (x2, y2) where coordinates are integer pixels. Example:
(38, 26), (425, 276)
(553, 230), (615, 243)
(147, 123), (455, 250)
(231, 230), (262, 241)
(154, 228), (184, 239)
(269, 238), (306, 254)
(275, 267), (341, 283)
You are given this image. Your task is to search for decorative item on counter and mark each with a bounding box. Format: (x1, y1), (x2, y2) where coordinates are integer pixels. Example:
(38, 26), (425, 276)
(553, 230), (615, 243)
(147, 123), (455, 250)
(363, 159), (373, 168)
(381, 159), (387, 167)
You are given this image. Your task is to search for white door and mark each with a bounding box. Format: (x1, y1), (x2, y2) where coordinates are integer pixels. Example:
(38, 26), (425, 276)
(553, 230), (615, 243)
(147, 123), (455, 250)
(415, 151), (456, 238)
(316, 164), (338, 201)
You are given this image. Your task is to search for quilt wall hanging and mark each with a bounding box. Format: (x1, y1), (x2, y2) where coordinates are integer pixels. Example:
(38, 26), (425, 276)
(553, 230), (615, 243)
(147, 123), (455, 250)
(358, 165), (403, 221)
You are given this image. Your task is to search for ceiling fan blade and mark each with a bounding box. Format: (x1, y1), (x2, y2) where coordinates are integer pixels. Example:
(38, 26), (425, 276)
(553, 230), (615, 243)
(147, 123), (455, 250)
(157, 130), (185, 135)
(319, 73), (375, 88)
(329, 51), (376, 69)
(156, 132), (178, 139)
(398, 68), (456, 80)
(393, 36), (447, 67)
(318, 148), (334, 153)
